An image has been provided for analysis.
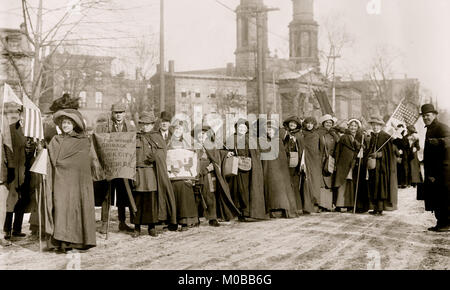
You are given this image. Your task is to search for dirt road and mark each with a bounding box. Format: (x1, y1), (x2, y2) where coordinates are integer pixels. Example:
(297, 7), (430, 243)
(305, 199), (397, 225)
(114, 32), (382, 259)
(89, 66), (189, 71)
(1, 187), (449, 270)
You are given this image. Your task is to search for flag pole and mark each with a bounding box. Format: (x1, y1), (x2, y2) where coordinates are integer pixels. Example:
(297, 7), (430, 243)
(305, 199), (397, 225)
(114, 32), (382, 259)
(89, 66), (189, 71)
(353, 133), (365, 214)
(0, 85), (5, 183)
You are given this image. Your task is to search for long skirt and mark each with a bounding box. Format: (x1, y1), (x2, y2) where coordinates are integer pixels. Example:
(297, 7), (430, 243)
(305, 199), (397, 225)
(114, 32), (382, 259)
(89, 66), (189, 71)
(336, 180), (355, 208)
(300, 172), (318, 213)
(319, 188), (333, 210)
(289, 168), (303, 212)
(229, 170), (251, 217)
(172, 180), (199, 226)
(132, 191), (158, 225)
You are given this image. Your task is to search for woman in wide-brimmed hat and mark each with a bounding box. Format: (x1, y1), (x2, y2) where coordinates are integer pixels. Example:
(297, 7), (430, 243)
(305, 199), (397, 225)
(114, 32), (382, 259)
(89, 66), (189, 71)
(299, 117), (321, 213)
(226, 118), (267, 221)
(317, 114), (340, 211)
(46, 109), (96, 252)
(281, 116), (304, 213)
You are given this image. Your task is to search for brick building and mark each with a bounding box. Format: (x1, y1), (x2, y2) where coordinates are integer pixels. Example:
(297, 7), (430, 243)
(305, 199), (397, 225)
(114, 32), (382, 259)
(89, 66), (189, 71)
(0, 25), (33, 123)
(41, 52), (148, 127)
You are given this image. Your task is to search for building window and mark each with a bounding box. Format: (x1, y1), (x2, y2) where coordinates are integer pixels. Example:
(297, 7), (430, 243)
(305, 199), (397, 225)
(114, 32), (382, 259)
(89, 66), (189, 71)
(242, 16), (249, 46)
(95, 91), (103, 108)
(95, 71), (103, 81)
(195, 89), (201, 98)
(300, 31), (311, 57)
(79, 91), (87, 108)
(209, 88), (216, 98)
(181, 88), (187, 98)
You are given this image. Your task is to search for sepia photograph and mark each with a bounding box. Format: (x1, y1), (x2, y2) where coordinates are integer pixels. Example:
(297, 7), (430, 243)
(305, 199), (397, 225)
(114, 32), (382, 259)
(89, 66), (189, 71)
(0, 0), (449, 275)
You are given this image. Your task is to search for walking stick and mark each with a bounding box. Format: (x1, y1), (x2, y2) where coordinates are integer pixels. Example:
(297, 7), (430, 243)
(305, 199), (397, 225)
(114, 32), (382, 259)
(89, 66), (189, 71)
(106, 181), (112, 240)
(38, 176), (42, 252)
(353, 134), (365, 214)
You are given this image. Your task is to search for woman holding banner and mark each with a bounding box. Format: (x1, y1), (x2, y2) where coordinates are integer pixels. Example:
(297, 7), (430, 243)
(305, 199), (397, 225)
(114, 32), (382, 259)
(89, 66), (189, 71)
(168, 120), (199, 231)
(47, 109), (96, 252)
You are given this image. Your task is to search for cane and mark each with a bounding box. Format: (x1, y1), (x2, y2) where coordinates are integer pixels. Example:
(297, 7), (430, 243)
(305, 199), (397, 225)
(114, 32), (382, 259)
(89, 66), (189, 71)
(38, 176), (42, 252)
(106, 181), (112, 240)
(353, 134), (365, 214)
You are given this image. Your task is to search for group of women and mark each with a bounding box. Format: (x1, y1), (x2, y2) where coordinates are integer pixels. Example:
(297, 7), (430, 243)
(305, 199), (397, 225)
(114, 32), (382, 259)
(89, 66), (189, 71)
(39, 108), (405, 252)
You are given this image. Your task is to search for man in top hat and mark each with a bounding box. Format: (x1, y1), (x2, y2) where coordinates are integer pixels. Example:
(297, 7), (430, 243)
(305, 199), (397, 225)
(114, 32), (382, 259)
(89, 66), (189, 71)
(95, 102), (136, 233)
(420, 104), (450, 232)
(158, 111), (173, 145)
(366, 115), (398, 215)
(4, 106), (37, 239)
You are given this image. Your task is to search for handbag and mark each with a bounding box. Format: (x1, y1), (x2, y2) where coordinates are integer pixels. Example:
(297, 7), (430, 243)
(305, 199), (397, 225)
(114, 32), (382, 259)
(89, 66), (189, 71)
(322, 136), (335, 175)
(235, 149), (252, 171)
(223, 155), (239, 177)
(288, 140), (299, 168)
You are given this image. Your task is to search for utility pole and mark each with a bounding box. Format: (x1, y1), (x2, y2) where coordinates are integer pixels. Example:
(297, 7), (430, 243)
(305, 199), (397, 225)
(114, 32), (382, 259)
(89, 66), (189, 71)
(327, 45), (340, 113)
(255, 7), (278, 115)
(32, 0), (43, 104)
(159, 0), (165, 113)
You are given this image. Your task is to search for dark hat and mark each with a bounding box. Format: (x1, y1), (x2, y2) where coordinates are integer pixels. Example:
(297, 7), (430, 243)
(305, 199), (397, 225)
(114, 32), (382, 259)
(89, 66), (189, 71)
(368, 115), (385, 126)
(191, 125), (212, 138)
(420, 104), (438, 115)
(160, 111), (172, 122)
(407, 125), (417, 134)
(111, 103), (126, 112)
(283, 116), (302, 128)
(49, 93), (80, 112)
(53, 109), (85, 132)
(138, 111), (157, 124)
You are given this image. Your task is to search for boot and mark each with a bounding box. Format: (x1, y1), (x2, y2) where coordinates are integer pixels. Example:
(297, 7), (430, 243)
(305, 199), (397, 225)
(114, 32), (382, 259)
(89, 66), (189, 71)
(118, 222), (134, 232)
(148, 225), (158, 237)
(132, 225), (141, 238)
(209, 220), (220, 227)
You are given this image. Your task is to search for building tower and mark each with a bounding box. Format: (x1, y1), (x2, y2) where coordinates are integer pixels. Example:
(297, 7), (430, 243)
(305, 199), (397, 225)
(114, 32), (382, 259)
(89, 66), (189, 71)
(289, 0), (319, 71)
(235, 0), (269, 77)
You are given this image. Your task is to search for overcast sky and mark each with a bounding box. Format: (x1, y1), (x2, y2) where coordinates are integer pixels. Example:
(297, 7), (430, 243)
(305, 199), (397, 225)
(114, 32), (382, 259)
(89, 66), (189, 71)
(1, 0), (449, 110)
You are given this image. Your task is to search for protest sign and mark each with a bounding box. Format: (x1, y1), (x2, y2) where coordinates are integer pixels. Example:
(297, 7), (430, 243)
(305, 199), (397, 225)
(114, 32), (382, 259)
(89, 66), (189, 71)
(92, 132), (136, 181)
(167, 149), (198, 180)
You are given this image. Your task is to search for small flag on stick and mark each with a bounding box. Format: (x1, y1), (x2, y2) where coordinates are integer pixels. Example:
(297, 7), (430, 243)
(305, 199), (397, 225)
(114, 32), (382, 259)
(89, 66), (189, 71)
(22, 94), (44, 140)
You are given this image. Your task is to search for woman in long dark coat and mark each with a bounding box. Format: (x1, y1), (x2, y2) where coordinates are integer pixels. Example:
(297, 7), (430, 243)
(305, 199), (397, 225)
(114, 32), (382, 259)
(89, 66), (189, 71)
(168, 120), (199, 231)
(393, 125), (410, 188)
(226, 118), (267, 221)
(406, 125), (423, 187)
(192, 125), (240, 226)
(47, 109), (96, 252)
(334, 119), (364, 212)
(262, 120), (301, 218)
(281, 116), (304, 213)
(300, 117), (321, 213)
(367, 116), (398, 215)
(132, 111), (178, 237)
(317, 114), (339, 211)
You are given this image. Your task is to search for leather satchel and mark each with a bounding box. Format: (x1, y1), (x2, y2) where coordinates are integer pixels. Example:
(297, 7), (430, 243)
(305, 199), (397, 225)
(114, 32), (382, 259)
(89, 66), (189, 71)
(322, 136), (335, 175)
(288, 141), (299, 168)
(223, 156), (239, 177)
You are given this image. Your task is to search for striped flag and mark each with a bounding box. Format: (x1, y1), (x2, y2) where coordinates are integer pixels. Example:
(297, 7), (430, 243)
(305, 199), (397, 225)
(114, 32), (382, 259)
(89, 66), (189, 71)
(385, 98), (420, 138)
(22, 94), (44, 140)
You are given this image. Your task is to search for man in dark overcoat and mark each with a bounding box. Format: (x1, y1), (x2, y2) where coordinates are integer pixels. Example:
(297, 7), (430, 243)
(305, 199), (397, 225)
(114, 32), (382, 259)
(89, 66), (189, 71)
(95, 103), (136, 233)
(421, 104), (450, 232)
(4, 107), (37, 239)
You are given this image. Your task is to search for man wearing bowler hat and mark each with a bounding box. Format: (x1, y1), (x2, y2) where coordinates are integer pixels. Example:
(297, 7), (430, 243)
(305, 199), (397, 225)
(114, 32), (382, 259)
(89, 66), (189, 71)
(420, 104), (450, 232)
(96, 103), (136, 233)
(158, 111), (173, 145)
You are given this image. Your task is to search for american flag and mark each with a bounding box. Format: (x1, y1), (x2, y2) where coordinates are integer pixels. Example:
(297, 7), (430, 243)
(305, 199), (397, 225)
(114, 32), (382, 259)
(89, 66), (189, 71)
(22, 94), (44, 140)
(385, 98), (420, 138)
(388, 98), (420, 126)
